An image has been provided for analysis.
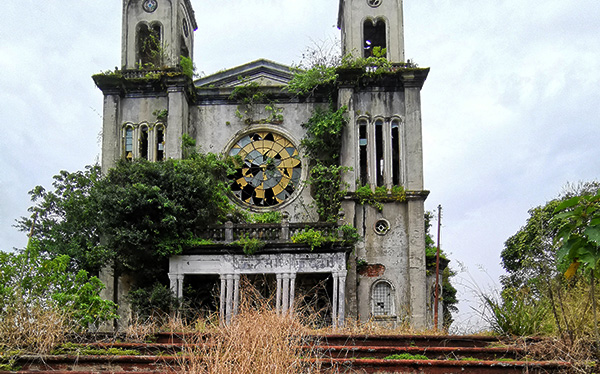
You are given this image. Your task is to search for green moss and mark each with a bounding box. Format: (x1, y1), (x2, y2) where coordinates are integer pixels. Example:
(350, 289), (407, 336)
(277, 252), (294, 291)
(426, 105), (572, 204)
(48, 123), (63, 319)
(384, 353), (429, 360)
(51, 343), (141, 356)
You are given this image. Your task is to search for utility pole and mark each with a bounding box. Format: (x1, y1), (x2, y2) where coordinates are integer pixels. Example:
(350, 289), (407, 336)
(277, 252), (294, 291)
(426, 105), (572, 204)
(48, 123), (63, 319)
(434, 205), (442, 330)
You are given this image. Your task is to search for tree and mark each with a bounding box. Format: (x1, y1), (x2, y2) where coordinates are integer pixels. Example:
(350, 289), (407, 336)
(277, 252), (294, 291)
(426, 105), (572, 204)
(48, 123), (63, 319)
(18, 153), (233, 288)
(17, 165), (105, 273)
(0, 243), (117, 352)
(501, 181), (600, 291)
(95, 155), (231, 284)
(553, 189), (600, 340)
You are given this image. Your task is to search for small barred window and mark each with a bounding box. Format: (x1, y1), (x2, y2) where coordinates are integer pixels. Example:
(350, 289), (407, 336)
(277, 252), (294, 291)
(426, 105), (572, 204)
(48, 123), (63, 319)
(372, 281), (393, 316)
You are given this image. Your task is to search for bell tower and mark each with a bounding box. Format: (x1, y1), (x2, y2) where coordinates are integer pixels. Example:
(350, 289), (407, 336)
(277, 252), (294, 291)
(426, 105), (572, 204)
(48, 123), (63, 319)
(121, 0), (197, 69)
(338, 0), (405, 62)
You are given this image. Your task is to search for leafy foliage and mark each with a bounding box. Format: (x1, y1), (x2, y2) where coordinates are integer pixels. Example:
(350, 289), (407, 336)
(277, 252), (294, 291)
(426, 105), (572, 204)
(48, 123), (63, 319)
(249, 211), (282, 224)
(0, 245), (117, 351)
(229, 80), (283, 124)
(19, 154), (233, 290)
(16, 165), (104, 273)
(180, 55), (195, 79)
(554, 191), (600, 276)
(301, 106), (347, 165)
(128, 283), (179, 320)
(482, 288), (551, 337)
(306, 163), (349, 222)
(501, 201), (563, 291)
(232, 235), (265, 255)
(291, 229), (333, 251)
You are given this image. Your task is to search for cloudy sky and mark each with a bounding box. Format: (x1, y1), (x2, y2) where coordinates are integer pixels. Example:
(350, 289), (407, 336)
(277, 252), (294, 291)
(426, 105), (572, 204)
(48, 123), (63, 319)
(1, 0), (599, 330)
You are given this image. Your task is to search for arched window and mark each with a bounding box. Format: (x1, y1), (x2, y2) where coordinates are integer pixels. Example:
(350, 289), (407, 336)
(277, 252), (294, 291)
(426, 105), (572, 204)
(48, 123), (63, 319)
(391, 119), (401, 185)
(124, 125), (134, 161)
(155, 125), (165, 161)
(372, 281), (394, 316)
(358, 119), (369, 186)
(374, 119), (384, 186)
(363, 18), (387, 58)
(137, 22), (162, 67)
(139, 125), (149, 160)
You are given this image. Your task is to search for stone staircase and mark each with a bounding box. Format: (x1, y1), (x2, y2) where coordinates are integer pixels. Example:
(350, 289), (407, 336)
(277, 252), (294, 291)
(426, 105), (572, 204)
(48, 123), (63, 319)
(0, 333), (572, 373)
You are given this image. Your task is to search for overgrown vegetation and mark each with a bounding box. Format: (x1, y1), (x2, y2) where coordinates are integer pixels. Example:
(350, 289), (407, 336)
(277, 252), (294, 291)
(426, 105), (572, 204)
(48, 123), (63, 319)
(486, 181), (600, 363)
(17, 153), (235, 319)
(229, 79), (283, 125)
(0, 245), (117, 354)
(232, 235), (265, 255)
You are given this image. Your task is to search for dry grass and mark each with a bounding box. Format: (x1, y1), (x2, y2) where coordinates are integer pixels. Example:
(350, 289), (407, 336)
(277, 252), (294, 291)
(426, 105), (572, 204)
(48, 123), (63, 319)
(176, 279), (322, 374)
(0, 303), (68, 354)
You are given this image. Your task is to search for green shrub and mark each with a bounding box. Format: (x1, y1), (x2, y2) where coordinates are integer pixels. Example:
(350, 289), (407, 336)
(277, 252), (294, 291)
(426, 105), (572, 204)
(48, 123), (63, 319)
(232, 235), (265, 255)
(482, 288), (551, 336)
(250, 211), (282, 224)
(291, 229), (333, 251)
(128, 283), (179, 320)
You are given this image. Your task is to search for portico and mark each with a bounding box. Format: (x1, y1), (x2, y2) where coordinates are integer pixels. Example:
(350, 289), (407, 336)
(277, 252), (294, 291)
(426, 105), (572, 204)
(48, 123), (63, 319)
(169, 251), (348, 327)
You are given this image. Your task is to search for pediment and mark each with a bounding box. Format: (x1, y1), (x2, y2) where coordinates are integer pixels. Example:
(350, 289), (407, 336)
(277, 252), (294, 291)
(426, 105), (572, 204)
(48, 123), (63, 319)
(194, 59), (294, 88)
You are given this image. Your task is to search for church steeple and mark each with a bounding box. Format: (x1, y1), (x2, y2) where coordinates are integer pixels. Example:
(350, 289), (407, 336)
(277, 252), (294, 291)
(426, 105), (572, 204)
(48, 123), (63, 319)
(121, 0), (197, 69)
(337, 0), (405, 62)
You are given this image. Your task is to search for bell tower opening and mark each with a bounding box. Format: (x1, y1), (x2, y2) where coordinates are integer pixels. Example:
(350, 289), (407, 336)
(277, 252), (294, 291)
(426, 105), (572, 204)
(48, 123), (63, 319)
(136, 22), (162, 67)
(363, 18), (387, 57)
(122, 0), (198, 70)
(338, 0), (404, 62)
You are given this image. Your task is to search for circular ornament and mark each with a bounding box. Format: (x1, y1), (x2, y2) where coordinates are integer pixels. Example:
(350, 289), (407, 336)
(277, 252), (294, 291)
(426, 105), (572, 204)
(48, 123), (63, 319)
(143, 0), (158, 13)
(367, 0), (382, 8)
(374, 219), (390, 235)
(228, 131), (302, 207)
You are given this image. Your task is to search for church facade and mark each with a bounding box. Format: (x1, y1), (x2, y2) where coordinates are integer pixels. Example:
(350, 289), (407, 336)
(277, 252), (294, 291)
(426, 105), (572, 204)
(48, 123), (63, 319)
(94, 0), (438, 329)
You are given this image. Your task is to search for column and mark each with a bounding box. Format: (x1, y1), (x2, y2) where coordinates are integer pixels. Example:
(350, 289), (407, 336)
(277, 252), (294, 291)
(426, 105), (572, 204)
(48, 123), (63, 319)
(276, 274), (283, 314)
(289, 273), (296, 313)
(219, 275), (226, 323)
(168, 274), (177, 296)
(233, 274), (240, 316)
(226, 274), (234, 324)
(282, 274), (290, 313)
(337, 272), (347, 328)
(176, 275), (184, 299)
(332, 273), (339, 328)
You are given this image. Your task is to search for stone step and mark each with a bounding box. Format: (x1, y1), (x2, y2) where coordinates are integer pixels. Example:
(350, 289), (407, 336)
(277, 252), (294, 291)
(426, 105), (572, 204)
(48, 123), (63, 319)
(316, 358), (571, 373)
(4, 355), (571, 374)
(0, 334), (570, 374)
(311, 345), (526, 360)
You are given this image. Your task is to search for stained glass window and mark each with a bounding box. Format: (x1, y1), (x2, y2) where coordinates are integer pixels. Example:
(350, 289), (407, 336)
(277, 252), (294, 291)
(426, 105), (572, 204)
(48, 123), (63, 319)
(228, 131), (302, 207)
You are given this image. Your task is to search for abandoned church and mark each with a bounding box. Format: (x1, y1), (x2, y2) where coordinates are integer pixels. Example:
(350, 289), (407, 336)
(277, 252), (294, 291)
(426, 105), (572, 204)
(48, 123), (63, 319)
(94, 0), (443, 329)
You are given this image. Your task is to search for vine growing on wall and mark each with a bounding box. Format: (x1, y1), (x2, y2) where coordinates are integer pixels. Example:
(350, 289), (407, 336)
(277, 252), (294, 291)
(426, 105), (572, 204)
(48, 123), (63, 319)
(229, 80), (283, 125)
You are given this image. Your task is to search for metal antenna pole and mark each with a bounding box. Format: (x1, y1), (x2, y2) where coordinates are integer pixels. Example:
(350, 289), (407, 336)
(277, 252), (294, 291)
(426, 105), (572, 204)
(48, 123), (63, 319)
(434, 205), (442, 330)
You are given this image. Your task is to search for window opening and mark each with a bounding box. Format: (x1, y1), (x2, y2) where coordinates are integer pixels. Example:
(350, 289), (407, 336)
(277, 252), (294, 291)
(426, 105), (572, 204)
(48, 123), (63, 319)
(391, 120), (400, 185)
(363, 19), (387, 58)
(228, 131), (302, 207)
(140, 125), (149, 160)
(180, 36), (189, 58)
(125, 126), (134, 161)
(373, 281), (393, 316)
(137, 23), (162, 67)
(359, 120), (368, 186)
(375, 119), (384, 186)
(156, 126), (165, 161)
(374, 219), (390, 235)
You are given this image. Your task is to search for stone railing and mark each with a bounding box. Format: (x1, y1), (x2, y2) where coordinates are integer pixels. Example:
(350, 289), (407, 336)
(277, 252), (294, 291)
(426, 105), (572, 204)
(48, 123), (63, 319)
(121, 68), (181, 79)
(197, 220), (340, 244)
